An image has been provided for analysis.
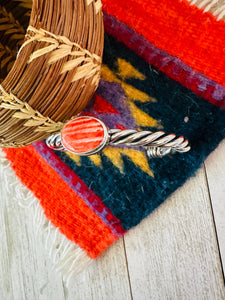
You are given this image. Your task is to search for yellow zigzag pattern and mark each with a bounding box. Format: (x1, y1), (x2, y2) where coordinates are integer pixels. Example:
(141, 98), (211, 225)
(68, 147), (154, 177)
(101, 59), (162, 129)
(68, 58), (163, 177)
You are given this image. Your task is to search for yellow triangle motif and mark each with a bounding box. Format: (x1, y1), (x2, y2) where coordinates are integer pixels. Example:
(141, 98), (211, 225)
(117, 58), (146, 80)
(66, 152), (81, 166)
(101, 65), (156, 103)
(88, 154), (102, 167)
(103, 147), (154, 177)
(128, 101), (162, 128)
(67, 148), (154, 177)
(66, 58), (164, 177)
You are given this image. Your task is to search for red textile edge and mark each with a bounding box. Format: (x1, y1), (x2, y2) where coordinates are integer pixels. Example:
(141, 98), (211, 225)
(103, 12), (225, 108)
(102, 0), (225, 88)
(3, 146), (118, 258)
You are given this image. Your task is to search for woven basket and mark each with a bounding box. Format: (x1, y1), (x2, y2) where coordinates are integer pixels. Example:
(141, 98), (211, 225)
(0, 0), (104, 147)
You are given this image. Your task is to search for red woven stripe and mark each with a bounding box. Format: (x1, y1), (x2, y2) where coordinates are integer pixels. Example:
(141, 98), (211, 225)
(3, 146), (117, 258)
(102, 0), (225, 88)
(33, 141), (126, 236)
(103, 13), (225, 107)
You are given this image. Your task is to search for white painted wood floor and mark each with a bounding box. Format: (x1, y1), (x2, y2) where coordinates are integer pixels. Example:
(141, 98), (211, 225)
(0, 141), (225, 300)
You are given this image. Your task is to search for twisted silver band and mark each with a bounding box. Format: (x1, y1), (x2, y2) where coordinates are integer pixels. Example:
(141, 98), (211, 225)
(108, 129), (190, 151)
(46, 126), (190, 158)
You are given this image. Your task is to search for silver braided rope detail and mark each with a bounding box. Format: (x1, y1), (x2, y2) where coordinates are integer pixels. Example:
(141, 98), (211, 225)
(108, 129), (191, 153)
(46, 134), (65, 151)
(46, 129), (191, 158)
(147, 147), (173, 158)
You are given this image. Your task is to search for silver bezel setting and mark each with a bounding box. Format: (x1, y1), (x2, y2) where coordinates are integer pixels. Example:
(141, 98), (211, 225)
(61, 116), (110, 156)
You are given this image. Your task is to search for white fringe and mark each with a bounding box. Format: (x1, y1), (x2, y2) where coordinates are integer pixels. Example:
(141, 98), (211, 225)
(186, 0), (225, 20)
(0, 149), (93, 286)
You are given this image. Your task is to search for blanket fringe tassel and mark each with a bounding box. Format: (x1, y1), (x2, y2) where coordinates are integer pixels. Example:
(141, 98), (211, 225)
(187, 0), (225, 21)
(0, 149), (93, 286)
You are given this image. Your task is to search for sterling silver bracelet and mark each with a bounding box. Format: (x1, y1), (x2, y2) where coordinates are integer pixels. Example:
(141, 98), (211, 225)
(46, 116), (190, 158)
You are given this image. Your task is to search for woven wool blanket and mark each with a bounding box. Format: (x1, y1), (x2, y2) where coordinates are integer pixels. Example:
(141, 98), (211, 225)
(2, 0), (225, 283)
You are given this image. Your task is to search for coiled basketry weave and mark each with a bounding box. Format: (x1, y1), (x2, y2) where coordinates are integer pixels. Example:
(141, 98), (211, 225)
(0, 0), (104, 147)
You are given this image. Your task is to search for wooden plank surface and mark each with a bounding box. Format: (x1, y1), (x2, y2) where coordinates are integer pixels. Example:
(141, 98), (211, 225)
(0, 143), (225, 299)
(0, 156), (131, 300)
(204, 140), (225, 274)
(124, 167), (225, 300)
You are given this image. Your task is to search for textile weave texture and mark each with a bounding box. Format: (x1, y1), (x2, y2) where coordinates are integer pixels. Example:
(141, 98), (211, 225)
(3, 0), (225, 265)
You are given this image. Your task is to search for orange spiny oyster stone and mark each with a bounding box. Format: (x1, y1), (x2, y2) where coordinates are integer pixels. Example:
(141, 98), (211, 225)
(61, 116), (107, 155)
